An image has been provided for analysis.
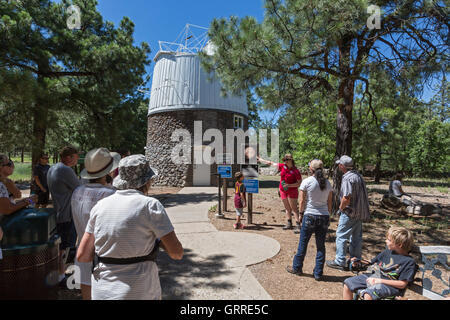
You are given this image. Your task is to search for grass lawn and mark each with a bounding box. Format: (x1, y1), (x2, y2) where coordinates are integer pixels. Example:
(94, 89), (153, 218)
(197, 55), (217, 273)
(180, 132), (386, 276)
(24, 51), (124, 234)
(9, 162), (32, 182)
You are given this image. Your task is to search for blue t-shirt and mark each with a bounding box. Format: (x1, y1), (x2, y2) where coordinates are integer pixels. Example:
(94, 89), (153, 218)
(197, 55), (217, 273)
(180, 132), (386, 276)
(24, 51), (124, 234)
(33, 163), (50, 189)
(370, 249), (416, 282)
(47, 163), (81, 224)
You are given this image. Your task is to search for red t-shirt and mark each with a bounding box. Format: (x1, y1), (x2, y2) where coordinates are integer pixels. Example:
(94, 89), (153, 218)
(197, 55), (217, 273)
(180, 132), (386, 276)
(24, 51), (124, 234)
(278, 163), (302, 192)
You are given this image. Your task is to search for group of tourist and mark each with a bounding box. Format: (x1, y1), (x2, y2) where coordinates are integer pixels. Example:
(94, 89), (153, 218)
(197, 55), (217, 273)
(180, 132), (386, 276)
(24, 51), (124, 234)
(256, 154), (366, 280)
(1, 147), (419, 301)
(0, 147), (183, 300)
(253, 154), (417, 300)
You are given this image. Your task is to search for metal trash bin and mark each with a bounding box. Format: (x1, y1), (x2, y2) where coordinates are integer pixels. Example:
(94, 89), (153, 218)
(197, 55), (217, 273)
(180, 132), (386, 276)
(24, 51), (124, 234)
(0, 208), (60, 300)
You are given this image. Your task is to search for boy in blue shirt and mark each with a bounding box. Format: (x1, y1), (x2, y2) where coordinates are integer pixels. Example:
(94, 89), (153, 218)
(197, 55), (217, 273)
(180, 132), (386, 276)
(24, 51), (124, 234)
(343, 226), (417, 300)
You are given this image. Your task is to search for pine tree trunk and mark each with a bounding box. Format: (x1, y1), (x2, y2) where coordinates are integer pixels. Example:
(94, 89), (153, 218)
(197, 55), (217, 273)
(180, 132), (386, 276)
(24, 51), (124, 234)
(332, 78), (354, 214)
(374, 147), (382, 184)
(332, 36), (355, 215)
(31, 76), (49, 177)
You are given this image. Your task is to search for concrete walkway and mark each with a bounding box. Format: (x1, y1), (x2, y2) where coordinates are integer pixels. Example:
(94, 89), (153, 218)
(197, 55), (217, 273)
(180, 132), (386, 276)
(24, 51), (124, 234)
(158, 187), (280, 300)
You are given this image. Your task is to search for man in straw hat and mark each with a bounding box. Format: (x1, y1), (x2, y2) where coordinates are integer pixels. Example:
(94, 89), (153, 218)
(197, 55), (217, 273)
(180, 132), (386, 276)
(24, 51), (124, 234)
(71, 148), (120, 299)
(326, 155), (370, 271)
(77, 155), (183, 300)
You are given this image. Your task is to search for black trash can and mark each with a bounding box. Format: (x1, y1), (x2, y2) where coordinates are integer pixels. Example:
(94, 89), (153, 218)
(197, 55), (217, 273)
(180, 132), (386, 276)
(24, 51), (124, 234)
(0, 208), (60, 300)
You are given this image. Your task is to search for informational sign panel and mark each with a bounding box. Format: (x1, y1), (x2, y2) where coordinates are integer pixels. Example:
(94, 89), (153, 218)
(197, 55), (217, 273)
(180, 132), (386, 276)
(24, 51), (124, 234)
(241, 164), (259, 179)
(216, 153), (233, 165)
(243, 179), (259, 194)
(218, 165), (232, 179)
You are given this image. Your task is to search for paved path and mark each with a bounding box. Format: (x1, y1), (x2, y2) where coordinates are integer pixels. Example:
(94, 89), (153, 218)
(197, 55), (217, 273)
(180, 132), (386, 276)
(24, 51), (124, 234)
(158, 187), (280, 300)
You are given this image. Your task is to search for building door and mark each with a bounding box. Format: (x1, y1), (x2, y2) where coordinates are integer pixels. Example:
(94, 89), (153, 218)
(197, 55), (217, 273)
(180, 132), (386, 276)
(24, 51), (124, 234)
(193, 163), (211, 186)
(193, 145), (211, 186)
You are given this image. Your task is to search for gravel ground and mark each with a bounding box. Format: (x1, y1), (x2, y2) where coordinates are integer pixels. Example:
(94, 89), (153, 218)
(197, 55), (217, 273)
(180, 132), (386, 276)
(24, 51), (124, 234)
(208, 175), (449, 300)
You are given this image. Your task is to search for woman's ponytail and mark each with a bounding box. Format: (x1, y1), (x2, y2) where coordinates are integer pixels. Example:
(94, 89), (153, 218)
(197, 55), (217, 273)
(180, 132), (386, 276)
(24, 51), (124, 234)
(314, 168), (327, 191)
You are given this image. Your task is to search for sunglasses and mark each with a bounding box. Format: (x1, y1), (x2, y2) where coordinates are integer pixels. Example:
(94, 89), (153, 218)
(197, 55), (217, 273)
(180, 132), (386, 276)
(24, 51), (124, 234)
(2, 160), (13, 167)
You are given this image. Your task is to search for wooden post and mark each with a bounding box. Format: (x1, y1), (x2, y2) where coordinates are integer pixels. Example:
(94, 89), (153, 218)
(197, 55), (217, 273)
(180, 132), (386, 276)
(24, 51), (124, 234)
(218, 175), (222, 215)
(248, 193), (253, 225)
(222, 178), (228, 212)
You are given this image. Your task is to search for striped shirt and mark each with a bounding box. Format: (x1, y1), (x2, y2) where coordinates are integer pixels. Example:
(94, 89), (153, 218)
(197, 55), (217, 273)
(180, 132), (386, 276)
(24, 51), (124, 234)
(71, 183), (116, 286)
(86, 189), (174, 300)
(340, 171), (370, 222)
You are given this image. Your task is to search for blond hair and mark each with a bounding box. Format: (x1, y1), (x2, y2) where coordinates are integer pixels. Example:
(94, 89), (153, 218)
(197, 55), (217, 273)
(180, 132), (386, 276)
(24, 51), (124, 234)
(387, 226), (414, 253)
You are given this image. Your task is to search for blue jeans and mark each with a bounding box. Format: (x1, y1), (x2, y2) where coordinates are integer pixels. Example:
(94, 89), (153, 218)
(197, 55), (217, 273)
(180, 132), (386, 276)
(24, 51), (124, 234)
(334, 212), (363, 266)
(292, 214), (330, 278)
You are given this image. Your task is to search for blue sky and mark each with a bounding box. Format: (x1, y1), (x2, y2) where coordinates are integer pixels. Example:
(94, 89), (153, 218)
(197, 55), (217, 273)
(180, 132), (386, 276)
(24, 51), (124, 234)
(96, 0), (264, 73)
(95, 0), (279, 122)
(91, 0), (439, 120)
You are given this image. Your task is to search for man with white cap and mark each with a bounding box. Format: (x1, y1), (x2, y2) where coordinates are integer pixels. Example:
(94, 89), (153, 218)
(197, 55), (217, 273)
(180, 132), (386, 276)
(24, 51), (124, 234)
(326, 155), (370, 271)
(71, 148), (120, 300)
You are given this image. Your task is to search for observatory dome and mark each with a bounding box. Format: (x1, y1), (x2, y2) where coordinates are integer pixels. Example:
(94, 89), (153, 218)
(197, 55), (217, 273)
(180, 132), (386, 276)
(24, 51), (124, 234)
(148, 52), (248, 116)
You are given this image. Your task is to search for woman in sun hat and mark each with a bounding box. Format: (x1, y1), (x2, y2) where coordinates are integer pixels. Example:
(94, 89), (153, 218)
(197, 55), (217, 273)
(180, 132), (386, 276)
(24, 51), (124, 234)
(77, 154), (183, 300)
(71, 147), (120, 300)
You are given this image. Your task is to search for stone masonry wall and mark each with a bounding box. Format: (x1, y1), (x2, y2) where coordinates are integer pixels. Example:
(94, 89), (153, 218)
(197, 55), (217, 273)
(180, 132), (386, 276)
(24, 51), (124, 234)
(147, 109), (249, 187)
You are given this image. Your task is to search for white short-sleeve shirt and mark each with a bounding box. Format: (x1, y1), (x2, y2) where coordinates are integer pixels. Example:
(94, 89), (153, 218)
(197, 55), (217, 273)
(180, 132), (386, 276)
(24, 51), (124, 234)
(300, 176), (332, 216)
(86, 189), (174, 300)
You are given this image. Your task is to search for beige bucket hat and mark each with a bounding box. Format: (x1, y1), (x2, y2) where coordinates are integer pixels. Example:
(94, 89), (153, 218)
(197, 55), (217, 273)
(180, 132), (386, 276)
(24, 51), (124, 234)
(80, 148), (121, 180)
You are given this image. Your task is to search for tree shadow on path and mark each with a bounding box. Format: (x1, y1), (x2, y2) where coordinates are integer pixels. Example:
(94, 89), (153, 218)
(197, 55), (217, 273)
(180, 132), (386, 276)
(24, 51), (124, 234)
(159, 193), (218, 209)
(158, 249), (235, 300)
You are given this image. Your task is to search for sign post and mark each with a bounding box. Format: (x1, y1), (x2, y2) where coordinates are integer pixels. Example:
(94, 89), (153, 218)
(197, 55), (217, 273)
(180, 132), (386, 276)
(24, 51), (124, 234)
(217, 164), (232, 214)
(223, 178), (227, 212)
(241, 165), (259, 226)
(242, 179), (259, 225)
(212, 173), (223, 218)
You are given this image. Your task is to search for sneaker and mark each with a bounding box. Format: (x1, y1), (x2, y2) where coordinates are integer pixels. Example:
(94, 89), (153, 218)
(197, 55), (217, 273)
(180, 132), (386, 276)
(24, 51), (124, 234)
(283, 220), (293, 230)
(239, 224), (245, 230)
(326, 260), (346, 271)
(233, 223), (239, 229)
(286, 266), (302, 276)
(314, 276), (323, 282)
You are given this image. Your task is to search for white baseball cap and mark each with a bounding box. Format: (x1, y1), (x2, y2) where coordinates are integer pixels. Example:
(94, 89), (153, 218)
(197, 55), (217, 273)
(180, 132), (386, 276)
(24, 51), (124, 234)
(336, 155), (354, 168)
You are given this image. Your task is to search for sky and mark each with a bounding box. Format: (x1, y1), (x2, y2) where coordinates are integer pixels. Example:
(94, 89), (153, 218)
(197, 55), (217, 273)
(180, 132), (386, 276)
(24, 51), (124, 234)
(88, 0), (439, 121)
(94, 0), (280, 122)
(96, 0), (265, 76)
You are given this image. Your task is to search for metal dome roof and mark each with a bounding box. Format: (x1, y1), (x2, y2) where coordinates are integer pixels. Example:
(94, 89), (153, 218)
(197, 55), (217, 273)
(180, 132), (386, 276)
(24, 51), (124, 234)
(148, 24), (248, 117)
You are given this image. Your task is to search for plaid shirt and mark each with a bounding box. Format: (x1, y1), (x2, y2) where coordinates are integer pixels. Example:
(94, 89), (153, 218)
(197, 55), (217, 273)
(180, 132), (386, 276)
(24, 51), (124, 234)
(340, 171), (370, 222)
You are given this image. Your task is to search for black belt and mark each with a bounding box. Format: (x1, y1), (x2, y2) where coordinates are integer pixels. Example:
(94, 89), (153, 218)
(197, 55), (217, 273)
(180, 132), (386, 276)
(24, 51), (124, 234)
(92, 240), (160, 273)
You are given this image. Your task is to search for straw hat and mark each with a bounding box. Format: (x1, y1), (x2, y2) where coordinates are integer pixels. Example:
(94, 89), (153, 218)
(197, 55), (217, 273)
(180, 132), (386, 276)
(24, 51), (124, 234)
(80, 148), (121, 180)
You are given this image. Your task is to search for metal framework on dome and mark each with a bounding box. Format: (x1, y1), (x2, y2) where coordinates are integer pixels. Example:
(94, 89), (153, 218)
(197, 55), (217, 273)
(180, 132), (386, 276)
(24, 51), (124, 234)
(158, 24), (209, 54)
